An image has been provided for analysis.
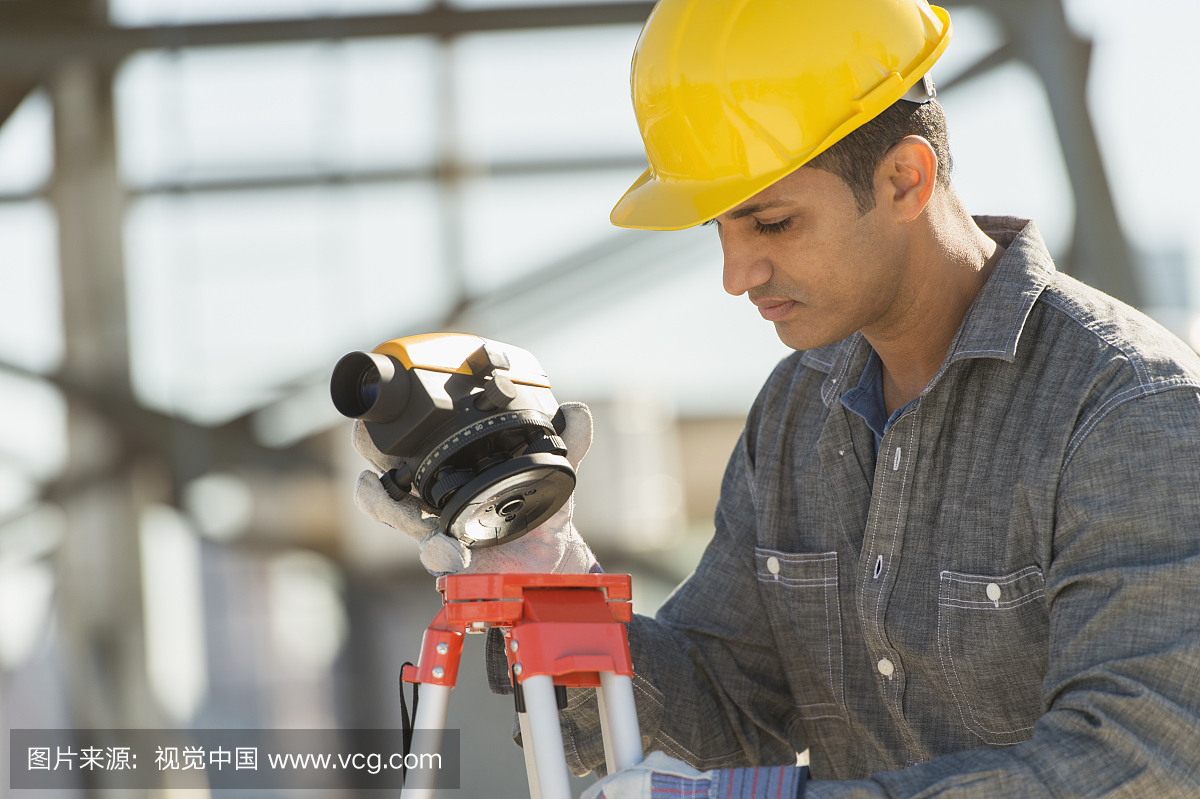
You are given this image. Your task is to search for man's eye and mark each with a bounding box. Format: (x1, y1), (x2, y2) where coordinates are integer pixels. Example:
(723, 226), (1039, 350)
(754, 218), (792, 235)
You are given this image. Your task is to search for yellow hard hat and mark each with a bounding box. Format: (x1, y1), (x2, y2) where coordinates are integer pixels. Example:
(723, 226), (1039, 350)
(611, 0), (953, 231)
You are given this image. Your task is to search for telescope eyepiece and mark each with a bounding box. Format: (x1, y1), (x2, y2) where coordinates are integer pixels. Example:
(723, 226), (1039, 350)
(331, 351), (411, 422)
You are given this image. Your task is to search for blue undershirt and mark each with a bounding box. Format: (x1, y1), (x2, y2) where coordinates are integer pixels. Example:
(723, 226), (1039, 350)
(838, 349), (917, 455)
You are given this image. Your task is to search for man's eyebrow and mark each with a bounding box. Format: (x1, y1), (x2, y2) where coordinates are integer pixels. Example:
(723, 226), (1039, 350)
(728, 202), (789, 220)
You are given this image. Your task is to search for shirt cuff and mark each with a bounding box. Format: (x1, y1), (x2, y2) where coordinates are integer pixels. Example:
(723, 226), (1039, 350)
(710, 765), (809, 798)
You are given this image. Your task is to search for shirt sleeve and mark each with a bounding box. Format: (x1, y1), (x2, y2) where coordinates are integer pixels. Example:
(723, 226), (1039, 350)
(804, 385), (1200, 798)
(557, 420), (806, 776)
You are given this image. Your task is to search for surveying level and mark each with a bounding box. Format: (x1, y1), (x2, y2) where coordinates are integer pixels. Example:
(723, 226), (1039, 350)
(399, 573), (644, 799)
(331, 334), (575, 548)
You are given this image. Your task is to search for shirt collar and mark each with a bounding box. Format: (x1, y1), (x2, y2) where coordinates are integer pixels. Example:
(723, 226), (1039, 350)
(810, 216), (1055, 407)
(942, 216), (1055, 366)
(838, 348), (888, 441)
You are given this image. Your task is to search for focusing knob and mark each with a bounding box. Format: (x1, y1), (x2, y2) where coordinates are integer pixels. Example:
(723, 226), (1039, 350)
(526, 431), (567, 456)
(475, 375), (518, 411)
(430, 469), (473, 507)
(379, 466), (413, 500)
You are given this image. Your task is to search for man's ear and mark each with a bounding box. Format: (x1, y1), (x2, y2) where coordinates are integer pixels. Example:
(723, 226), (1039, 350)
(879, 135), (938, 223)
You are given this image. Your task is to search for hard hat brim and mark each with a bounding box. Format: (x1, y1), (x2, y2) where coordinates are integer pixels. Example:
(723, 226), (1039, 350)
(609, 164), (804, 232)
(610, 4), (953, 232)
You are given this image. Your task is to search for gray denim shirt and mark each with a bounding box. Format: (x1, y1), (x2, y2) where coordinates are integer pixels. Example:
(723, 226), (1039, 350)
(552, 218), (1200, 797)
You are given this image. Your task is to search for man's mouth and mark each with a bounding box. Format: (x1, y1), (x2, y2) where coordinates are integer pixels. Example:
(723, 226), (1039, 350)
(753, 298), (797, 322)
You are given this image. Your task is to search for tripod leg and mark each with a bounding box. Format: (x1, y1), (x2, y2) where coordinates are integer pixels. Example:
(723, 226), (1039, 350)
(400, 683), (451, 799)
(521, 675), (574, 799)
(595, 684), (618, 775)
(518, 711), (543, 799)
(598, 672), (643, 772)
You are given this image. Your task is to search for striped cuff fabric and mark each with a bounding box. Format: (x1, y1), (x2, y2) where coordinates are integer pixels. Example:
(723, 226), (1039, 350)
(641, 766), (807, 799)
(712, 766), (808, 799)
(649, 773), (713, 798)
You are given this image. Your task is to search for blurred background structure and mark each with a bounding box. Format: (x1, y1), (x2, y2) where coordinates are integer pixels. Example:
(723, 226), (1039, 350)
(1, 0), (1198, 796)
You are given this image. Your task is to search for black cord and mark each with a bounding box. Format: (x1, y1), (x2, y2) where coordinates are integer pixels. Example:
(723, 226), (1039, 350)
(399, 664), (420, 785)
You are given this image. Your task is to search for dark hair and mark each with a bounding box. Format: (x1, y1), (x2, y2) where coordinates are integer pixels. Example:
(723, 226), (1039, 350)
(807, 98), (953, 215)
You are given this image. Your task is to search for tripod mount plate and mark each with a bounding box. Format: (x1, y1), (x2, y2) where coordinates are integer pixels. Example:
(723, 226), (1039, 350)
(442, 453), (574, 548)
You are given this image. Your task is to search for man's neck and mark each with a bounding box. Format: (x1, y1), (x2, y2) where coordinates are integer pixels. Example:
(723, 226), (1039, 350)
(865, 196), (1003, 415)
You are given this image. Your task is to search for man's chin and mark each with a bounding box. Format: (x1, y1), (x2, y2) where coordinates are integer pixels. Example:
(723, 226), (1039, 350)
(773, 320), (846, 352)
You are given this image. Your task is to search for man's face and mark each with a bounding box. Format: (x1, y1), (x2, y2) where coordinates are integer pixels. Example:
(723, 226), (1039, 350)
(714, 165), (906, 351)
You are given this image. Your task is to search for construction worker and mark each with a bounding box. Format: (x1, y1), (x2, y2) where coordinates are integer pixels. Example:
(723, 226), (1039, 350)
(354, 0), (1200, 796)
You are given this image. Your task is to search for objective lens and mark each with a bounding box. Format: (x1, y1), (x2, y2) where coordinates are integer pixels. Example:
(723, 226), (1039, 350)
(358, 366), (381, 410)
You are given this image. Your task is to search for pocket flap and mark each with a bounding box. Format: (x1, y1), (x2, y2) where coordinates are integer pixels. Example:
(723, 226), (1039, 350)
(755, 548), (838, 588)
(938, 565), (1045, 610)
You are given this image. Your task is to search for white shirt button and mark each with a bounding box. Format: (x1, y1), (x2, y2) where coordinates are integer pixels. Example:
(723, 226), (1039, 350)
(767, 557), (780, 575)
(986, 583), (1002, 602)
(877, 658), (895, 677)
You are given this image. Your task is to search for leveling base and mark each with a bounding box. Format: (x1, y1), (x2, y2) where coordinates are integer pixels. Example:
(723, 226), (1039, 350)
(400, 573), (644, 799)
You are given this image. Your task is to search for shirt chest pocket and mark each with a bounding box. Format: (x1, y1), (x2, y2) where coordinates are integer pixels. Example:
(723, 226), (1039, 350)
(936, 565), (1049, 746)
(755, 548), (845, 722)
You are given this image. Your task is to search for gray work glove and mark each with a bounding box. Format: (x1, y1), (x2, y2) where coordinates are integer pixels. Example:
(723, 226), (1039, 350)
(580, 751), (809, 799)
(352, 402), (598, 575)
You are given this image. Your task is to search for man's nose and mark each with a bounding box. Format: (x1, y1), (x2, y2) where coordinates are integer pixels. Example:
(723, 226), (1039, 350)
(721, 234), (772, 296)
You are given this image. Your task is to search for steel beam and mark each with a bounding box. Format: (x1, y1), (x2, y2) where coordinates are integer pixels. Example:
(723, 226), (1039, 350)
(0, 77), (38, 130)
(48, 53), (164, 739)
(948, 0), (1141, 306)
(935, 41), (1017, 95)
(0, 2), (657, 77)
(1, 155), (650, 205)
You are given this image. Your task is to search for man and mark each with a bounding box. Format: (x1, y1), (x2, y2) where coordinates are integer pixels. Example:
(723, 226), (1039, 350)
(355, 0), (1200, 796)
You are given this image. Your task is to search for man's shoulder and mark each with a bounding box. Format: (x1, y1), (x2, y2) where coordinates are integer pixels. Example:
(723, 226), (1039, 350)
(1032, 272), (1200, 391)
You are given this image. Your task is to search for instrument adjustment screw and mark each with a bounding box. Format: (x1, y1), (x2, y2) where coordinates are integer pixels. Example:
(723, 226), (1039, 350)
(432, 666), (445, 679)
(437, 642), (449, 655)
